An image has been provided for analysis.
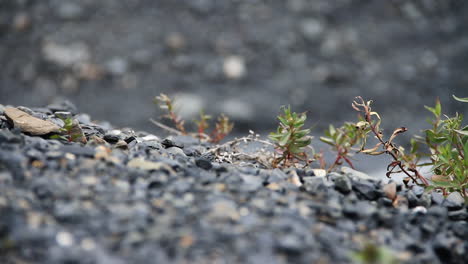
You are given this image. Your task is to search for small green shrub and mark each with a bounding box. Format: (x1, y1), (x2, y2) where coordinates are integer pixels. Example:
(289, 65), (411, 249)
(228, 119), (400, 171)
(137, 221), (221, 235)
(320, 122), (367, 172)
(269, 106), (312, 167)
(50, 116), (84, 143)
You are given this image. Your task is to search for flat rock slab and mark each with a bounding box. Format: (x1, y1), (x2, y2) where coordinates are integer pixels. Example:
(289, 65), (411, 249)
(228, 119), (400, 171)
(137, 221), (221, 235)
(4, 107), (60, 135)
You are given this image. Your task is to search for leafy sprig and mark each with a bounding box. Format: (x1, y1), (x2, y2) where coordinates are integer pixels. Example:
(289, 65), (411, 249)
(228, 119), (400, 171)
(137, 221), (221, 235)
(269, 106), (313, 167)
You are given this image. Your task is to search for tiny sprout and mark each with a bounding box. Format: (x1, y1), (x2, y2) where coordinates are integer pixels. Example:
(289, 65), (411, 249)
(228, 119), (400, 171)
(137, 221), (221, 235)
(211, 114), (234, 143)
(193, 110), (211, 140)
(154, 93), (186, 134)
(269, 105), (312, 168)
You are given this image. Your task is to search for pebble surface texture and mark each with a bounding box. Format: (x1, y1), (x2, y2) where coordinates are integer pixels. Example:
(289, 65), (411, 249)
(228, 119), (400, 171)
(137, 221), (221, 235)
(0, 103), (467, 264)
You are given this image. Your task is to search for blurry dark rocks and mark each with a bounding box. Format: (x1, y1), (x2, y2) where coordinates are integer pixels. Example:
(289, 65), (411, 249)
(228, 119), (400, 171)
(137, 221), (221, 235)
(1, 0), (467, 136)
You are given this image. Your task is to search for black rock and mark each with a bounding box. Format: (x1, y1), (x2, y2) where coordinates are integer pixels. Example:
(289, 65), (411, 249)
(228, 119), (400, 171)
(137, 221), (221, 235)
(104, 133), (120, 144)
(334, 175), (352, 194)
(407, 190), (419, 208)
(47, 100), (78, 114)
(378, 197), (394, 207)
(431, 192), (445, 205)
(0, 129), (22, 143)
(443, 192), (465, 211)
(161, 138), (184, 149)
(195, 158), (212, 170)
(448, 209), (468, 221)
(432, 233), (459, 263)
(352, 180), (379, 200)
(275, 234), (304, 254)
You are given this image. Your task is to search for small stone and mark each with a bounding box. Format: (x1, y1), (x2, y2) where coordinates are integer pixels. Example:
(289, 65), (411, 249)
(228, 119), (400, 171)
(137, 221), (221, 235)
(407, 190), (419, 208)
(47, 100), (78, 114)
(166, 32), (186, 51)
(13, 12), (31, 31)
(127, 158), (175, 174)
(42, 42), (90, 68)
(300, 18), (324, 41)
(4, 107), (61, 135)
(341, 167), (374, 181)
(431, 192), (445, 205)
(161, 138), (184, 149)
(412, 185), (425, 197)
(448, 209), (468, 221)
(209, 200), (239, 221)
(266, 182), (282, 191)
(383, 182), (397, 201)
(106, 57), (128, 75)
(240, 174), (263, 191)
(223, 55), (246, 80)
(0, 129), (22, 143)
(353, 180), (379, 200)
(302, 177), (326, 194)
(266, 168), (288, 183)
(166, 147), (187, 157)
(114, 140), (128, 149)
(56, 231), (74, 247)
(275, 234), (304, 254)
(334, 175), (352, 194)
(312, 169), (327, 177)
(412, 206), (427, 214)
(443, 192), (465, 210)
(195, 158), (212, 170)
(288, 170), (302, 187)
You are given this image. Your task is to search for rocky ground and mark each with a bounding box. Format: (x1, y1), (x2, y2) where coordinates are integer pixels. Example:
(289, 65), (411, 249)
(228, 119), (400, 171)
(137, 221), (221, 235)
(1, 0), (468, 134)
(1, 102), (466, 264)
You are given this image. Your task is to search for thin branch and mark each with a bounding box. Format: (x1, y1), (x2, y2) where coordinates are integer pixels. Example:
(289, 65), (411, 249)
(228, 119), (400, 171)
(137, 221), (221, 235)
(150, 118), (183, 136)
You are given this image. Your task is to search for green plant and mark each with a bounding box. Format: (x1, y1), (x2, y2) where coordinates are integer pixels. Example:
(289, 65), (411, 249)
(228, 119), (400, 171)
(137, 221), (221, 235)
(193, 110), (211, 140)
(413, 95), (468, 196)
(210, 114), (234, 143)
(153, 93), (233, 143)
(320, 122), (367, 172)
(50, 117), (84, 143)
(269, 105), (313, 167)
(352, 243), (400, 264)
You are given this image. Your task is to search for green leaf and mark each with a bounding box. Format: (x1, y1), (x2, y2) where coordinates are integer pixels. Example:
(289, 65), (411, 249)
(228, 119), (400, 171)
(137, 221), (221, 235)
(432, 180), (455, 188)
(279, 131), (291, 146)
(435, 99), (442, 117)
(320, 136), (335, 146)
(453, 94), (468, 103)
(278, 116), (288, 126)
(464, 140), (468, 167)
(329, 124), (336, 136)
(454, 129), (468, 136)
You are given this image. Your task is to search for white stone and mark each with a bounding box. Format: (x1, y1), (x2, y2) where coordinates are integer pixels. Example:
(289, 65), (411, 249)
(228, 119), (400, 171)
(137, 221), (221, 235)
(56, 231), (74, 247)
(223, 55), (246, 79)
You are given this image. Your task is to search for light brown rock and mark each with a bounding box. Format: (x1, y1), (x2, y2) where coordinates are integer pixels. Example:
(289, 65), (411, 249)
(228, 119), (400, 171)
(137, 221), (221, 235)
(4, 107), (60, 135)
(383, 182), (397, 201)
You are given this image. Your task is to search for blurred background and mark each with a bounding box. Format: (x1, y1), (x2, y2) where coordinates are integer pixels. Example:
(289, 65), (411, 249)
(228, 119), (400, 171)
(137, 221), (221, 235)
(1, 0), (468, 143)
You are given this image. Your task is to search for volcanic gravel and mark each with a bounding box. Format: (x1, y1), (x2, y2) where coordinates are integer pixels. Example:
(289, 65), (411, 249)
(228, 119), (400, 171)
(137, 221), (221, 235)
(0, 102), (467, 264)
